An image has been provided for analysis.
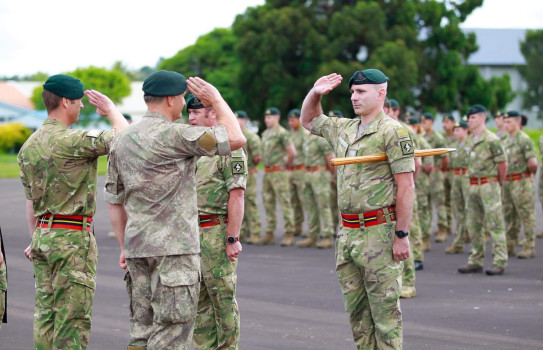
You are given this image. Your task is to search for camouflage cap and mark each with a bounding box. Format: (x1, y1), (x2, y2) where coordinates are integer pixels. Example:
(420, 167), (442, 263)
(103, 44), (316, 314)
(143, 70), (187, 96)
(264, 107), (280, 116)
(328, 110), (343, 117)
(466, 104), (487, 117)
(389, 99), (400, 108)
(235, 110), (248, 119)
(186, 94), (204, 110)
(288, 109), (301, 118)
(348, 69), (389, 88)
(421, 112), (434, 121)
(443, 113), (455, 122)
(504, 110), (520, 118)
(407, 117), (420, 125)
(43, 74), (84, 99)
(453, 120), (468, 129)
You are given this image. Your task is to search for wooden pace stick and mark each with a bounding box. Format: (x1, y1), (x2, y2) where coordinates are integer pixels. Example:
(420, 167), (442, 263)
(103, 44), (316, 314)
(330, 148), (456, 166)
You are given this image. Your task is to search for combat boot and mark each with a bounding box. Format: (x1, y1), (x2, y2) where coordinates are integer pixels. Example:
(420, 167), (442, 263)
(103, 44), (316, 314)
(127, 346), (146, 350)
(316, 237), (333, 249)
(246, 234), (261, 245)
(485, 264), (504, 276)
(422, 237), (430, 252)
(458, 264), (483, 274)
(400, 286), (416, 298)
(108, 231), (117, 239)
(434, 225), (448, 243)
(507, 245), (516, 257)
(537, 231), (543, 239)
(255, 232), (275, 245)
(445, 245), (464, 254)
(296, 236), (317, 248)
(280, 232), (295, 246)
(517, 248), (535, 259)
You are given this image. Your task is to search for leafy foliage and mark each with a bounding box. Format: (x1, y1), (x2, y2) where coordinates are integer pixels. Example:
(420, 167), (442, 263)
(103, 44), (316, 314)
(0, 122), (31, 153)
(518, 29), (543, 115)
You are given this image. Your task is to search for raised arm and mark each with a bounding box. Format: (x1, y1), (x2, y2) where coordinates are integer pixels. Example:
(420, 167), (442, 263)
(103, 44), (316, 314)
(187, 77), (246, 151)
(300, 73), (343, 131)
(84, 90), (129, 133)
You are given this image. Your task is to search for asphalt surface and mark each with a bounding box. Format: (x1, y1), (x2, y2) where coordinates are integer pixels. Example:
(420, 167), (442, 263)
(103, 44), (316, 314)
(1, 174), (543, 350)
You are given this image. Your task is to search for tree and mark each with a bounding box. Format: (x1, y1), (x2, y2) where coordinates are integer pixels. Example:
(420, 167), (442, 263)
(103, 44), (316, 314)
(518, 29), (543, 115)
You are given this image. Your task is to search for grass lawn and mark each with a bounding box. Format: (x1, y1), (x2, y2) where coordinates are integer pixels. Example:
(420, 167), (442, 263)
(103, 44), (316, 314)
(0, 154), (108, 178)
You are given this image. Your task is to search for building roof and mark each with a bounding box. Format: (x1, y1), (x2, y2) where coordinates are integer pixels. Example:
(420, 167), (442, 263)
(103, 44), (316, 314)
(463, 28), (527, 66)
(0, 81), (35, 109)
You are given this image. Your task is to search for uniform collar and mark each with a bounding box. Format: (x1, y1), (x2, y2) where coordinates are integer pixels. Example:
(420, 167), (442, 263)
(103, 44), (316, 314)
(43, 118), (67, 130)
(144, 111), (170, 122)
(352, 111), (385, 142)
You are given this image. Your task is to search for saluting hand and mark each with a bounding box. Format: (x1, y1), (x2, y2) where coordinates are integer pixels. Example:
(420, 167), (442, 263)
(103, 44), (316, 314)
(392, 236), (410, 262)
(226, 241), (242, 262)
(85, 90), (116, 117)
(187, 77), (220, 107)
(313, 73), (343, 96)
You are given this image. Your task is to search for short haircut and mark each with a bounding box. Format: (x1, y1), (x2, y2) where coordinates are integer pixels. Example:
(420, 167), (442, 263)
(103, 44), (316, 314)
(42, 89), (63, 113)
(144, 95), (166, 104)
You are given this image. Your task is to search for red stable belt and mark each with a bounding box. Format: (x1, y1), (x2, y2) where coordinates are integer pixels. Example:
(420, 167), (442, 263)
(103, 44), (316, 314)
(341, 206), (396, 228)
(454, 168), (467, 176)
(469, 177), (498, 185)
(37, 214), (92, 231)
(505, 173), (530, 182)
(199, 214), (228, 227)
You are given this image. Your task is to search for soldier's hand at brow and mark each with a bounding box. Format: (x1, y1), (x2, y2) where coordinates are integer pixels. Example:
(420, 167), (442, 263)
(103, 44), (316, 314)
(24, 244), (31, 261)
(187, 77), (221, 107)
(313, 73), (343, 96)
(85, 90), (115, 117)
(393, 236), (410, 262)
(226, 242), (242, 262)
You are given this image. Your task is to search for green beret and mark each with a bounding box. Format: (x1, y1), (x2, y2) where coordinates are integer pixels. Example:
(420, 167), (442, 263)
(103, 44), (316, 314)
(504, 110), (520, 118)
(405, 108), (418, 118)
(443, 114), (455, 122)
(348, 69), (389, 88)
(43, 74), (84, 99)
(235, 110), (248, 119)
(264, 107), (280, 116)
(407, 117), (419, 125)
(454, 120), (468, 129)
(466, 104), (487, 117)
(143, 70), (187, 96)
(288, 109), (301, 118)
(328, 110), (343, 117)
(421, 112), (434, 121)
(123, 113), (132, 121)
(389, 99), (400, 108)
(494, 110), (505, 118)
(186, 94), (204, 110)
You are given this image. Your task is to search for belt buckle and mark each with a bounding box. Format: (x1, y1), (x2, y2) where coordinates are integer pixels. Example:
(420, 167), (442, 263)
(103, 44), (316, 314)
(375, 209), (386, 224)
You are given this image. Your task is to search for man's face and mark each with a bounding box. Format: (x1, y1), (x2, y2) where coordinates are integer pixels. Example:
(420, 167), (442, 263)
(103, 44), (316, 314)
(189, 108), (213, 127)
(288, 116), (300, 130)
(351, 84), (379, 116)
(443, 119), (455, 132)
(391, 107), (400, 119)
(67, 98), (83, 123)
(504, 117), (519, 134)
(172, 93), (186, 120)
(237, 117), (247, 130)
(421, 118), (433, 132)
(494, 116), (504, 129)
(453, 127), (468, 140)
(468, 113), (485, 130)
(264, 114), (279, 129)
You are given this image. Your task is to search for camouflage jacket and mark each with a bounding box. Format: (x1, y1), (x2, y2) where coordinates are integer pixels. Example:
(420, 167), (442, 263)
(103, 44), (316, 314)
(466, 128), (506, 178)
(311, 112), (415, 214)
(261, 125), (293, 166)
(18, 118), (114, 217)
(104, 111), (230, 258)
(424, 130), (446, 166)
(303, 134), (333, 167)
(450, 139), (470, 170)
(503, 131), (537, 174)
(196, 148), (248, 215)
(290, 127), (310, 166)
(242, 128), (262, 171)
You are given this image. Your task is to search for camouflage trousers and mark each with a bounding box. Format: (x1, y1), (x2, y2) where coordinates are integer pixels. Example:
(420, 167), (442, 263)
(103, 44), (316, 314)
(240, 172), (261, 240)
(503, 177), (536, 250)
(429, 170), (448, 230)
(450, 175), (469, 248)
(443, 171), (454, 229)
(194, 220), (240, 349)
(0, 254), (6, 329)
(416, 173), (430, 254)
(125, 254), (200, 350)
(290, 169), (307, 235)
(330, 179), (339, 231)
(30, 226), (97, 350)
(539, 167), (543, 208)
(262, 171), (295, 234)
(466, 182), (508, 268)
(335, 222), (403, 350)
(403, 197), (421, 287)
(304, 171), (334, 239)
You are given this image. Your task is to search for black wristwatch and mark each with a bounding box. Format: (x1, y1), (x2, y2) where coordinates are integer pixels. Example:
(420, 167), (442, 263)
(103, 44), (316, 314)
(226, 236), (239, 244)
(395, 230), (409, 238)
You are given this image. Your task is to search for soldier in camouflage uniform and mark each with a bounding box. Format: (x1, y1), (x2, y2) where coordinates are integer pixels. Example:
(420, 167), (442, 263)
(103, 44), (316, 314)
(257, 107), (297, 246)
(288, 109), (310, 237)
(458, 105), (508, 276)
(494, 110), (506, 138)
(17, 74), (128, 349)
(296, 133), (335, 248)
(328, 110), (344, 232)
(538, 135), (543, 239)
(105, 73), (245, 350)
(420, 113), (449, 245)
(236, 111), (262, 244)
(502, 111), (538, 259)
(0, 228), (6, 329)
(442, 114), (456, 235)
(188, 95), (247, 349)
(445, 120), (471, 254)
(301, 70), (414, 350)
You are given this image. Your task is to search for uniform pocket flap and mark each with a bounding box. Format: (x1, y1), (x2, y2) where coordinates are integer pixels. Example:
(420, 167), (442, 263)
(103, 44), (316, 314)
(69, 270), (96, 291)
(159, 269), (199, 287)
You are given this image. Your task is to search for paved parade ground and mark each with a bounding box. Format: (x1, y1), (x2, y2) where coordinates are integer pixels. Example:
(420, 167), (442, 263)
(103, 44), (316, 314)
(1, 175), (543, 349)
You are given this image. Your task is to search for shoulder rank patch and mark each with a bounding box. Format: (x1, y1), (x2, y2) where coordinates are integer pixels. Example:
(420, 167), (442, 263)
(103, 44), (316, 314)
(198, 132), (217, 152)
(400, 140), (414, 156)
(395, 127), (409, 139)
(232, 160), (245, 175)
(86, 130), (102, 138)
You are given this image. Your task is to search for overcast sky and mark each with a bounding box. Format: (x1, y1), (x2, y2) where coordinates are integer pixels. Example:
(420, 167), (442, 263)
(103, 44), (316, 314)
(1, 0), (542, 77)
